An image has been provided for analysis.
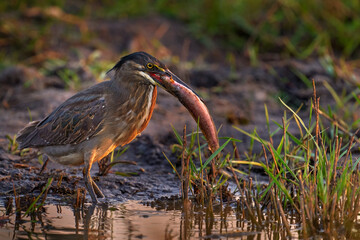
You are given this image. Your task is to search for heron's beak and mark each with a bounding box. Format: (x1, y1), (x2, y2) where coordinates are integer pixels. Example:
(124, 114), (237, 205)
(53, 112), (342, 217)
(150, 69), (219, 153)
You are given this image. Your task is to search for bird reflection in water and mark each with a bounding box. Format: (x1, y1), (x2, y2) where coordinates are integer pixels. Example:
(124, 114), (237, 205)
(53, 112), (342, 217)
(0, 196), (265, 240)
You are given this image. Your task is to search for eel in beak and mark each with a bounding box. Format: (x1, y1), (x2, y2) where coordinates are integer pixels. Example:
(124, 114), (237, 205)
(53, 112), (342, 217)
(150, 70), (219, 153)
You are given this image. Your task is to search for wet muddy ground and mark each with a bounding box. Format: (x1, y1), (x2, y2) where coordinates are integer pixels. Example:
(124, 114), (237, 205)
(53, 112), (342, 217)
(0, 15), (357, 239)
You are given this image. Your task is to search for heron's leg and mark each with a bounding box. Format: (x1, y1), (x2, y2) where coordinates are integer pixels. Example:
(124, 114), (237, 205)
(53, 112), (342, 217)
(84, 155), (98, 204)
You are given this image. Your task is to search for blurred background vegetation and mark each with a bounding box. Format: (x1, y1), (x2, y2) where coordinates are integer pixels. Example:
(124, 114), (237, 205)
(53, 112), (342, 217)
(1, 0), (360, 66)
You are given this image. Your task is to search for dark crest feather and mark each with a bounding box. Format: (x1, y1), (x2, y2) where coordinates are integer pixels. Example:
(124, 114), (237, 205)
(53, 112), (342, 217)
(107, 52), (166, 74)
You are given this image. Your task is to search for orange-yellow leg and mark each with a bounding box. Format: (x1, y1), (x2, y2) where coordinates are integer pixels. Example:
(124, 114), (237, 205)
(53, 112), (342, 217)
(84, 154), (105, 203)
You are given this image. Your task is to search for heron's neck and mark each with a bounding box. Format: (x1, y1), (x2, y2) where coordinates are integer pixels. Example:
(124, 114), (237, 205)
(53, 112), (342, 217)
(110, 82), (157, 146)
(136, 85), (157, 133)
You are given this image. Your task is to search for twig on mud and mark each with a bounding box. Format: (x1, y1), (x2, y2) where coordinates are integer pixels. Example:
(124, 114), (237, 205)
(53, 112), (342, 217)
(12, 181), (20, 212)
(39, 155), (49, 174)
(317, 108), (360, 144)
(275, 190), (291, 235)
(98, 160), (137, 176)
(228, 156), (260, 228)
(181, 125), (191, 201)
(0, 176), (11, 181)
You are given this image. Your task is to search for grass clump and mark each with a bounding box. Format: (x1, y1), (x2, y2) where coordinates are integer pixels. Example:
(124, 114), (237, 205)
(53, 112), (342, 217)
(169, 81), (360, 238)
(236, 83), (360, 238)
(166, 123), (260, 207)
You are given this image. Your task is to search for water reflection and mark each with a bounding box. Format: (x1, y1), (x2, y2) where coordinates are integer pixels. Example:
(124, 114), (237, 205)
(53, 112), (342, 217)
(0, 197), (302, 239)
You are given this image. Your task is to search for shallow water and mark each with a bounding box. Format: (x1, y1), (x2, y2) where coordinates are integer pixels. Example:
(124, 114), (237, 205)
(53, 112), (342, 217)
(0, 199), (306, 240)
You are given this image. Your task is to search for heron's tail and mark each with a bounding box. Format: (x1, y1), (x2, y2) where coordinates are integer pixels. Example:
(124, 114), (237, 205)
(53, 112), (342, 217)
(17, 121), (39, 149)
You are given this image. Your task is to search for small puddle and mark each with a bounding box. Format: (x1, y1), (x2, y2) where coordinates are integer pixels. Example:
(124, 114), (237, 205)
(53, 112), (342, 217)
(0, 199), (305, 239)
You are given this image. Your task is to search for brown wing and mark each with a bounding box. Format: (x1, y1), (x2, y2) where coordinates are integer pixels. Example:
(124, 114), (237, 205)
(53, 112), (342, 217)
(18, 92), (107, 148)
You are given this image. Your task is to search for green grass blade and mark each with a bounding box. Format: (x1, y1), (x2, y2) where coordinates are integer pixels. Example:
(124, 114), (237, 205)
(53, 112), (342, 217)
(163, 152), (180, 179)
(272, 121), (302, 145)
(171, 125), (183, 146)
(201, 138), (232, 170)
(260, 163), (295, 206)
(233, 126), (270, 145)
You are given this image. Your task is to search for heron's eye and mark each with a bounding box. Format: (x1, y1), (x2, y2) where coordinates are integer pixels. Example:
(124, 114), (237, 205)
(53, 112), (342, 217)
(147, 63), (154, 69)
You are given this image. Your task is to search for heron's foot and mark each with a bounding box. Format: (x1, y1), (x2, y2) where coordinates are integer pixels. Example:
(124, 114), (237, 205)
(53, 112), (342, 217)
(85, 179), (98, 204)
(84, 160), (105, 204)
(92, 180), (105, 198)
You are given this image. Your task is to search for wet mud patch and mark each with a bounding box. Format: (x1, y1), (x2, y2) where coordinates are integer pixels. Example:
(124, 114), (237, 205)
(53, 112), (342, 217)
(0, 135), (181, 204)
